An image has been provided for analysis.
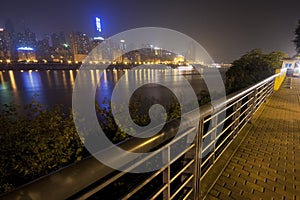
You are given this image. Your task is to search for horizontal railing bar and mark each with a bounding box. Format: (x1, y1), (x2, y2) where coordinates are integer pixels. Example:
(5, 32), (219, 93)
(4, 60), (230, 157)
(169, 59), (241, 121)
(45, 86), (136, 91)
(200, 151), (214, 168)
(149, 184), (168, 200)
(203, 76), (276, 124)
(202, 95), (253, 140)
(214, 128), (237, 153)
(212, 74), (278, 111)
(120, 166), (167, 200)
(79, 127), (196, 199)
(204, 91), (253, 123)
(170, 159), (195, 183)
(200, 117), (247, 180)
(169, 144), (195, 168)
(217, 117), (238, 138)
(182, 188), (193, 200)
(201, 140), (216, 154)
(200, 74), (279, 181)
(170, 174), (194, 200)
(203, 96), (253, 139)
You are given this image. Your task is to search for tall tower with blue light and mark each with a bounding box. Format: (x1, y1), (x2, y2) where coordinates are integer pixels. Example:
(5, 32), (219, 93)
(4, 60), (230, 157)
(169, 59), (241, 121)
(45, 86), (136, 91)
(91, 17), (104, 61)
(94, 17), (102, 37)
(96, 17), (101, 33)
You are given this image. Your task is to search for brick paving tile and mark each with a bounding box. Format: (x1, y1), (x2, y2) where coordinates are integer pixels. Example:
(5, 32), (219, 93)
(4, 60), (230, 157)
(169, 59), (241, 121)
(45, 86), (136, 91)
(207, 77), (300, 199)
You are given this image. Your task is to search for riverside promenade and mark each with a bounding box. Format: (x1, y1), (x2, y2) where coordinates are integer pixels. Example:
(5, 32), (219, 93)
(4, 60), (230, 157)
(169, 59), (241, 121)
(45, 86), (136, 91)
(205, 77), (300, 199)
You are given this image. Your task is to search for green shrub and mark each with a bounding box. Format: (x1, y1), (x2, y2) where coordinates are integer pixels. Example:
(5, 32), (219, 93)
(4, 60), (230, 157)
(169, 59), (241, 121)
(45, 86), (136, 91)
(0, 102), (84, 193)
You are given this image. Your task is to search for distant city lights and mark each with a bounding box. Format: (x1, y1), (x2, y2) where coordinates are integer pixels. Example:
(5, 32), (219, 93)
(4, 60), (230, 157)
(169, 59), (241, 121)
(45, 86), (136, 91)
(0, 28), (4, 32)
(177, 65), (193, 71)
(93, 36), (104, 40)
(17, 47), (34, 51)
(96, 17), (102, 32)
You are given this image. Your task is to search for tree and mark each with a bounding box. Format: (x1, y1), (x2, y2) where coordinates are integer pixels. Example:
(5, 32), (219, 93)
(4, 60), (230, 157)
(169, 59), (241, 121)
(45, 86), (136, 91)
(293, 19), (300, 53)
(265, 51), (288, 69)
(225, 49), (287, 94)
(0, 102), (84, 193)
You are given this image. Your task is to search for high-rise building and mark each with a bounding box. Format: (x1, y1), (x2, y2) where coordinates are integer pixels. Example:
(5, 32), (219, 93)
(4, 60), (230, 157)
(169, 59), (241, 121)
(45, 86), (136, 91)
(51, 31), (66, 49)
(70, 32), (91, 62)
(119, 40), (126, 51)
(36, 36), (51, 60)
(0, 28), (11, 60)
(15, 29), (37, 49)
(89, 37), (104, 61)
(186, 42), (196, 63)
(16, 47), (36, 61)
(94, 17), (102, 37)
(49, 31), (72, 62)
(4, 19), (18, 60)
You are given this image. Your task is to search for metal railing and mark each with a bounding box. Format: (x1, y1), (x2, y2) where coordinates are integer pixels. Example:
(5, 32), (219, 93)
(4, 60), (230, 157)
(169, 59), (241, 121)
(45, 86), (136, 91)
(2, 72), (282, 200)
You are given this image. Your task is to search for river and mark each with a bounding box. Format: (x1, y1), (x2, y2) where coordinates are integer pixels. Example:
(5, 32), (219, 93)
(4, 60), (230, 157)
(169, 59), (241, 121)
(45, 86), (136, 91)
(0, 68), (215, 112)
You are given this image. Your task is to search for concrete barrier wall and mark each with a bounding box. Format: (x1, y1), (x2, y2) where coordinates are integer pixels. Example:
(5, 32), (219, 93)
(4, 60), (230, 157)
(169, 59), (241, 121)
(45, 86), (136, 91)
(274, 68), (286, 91)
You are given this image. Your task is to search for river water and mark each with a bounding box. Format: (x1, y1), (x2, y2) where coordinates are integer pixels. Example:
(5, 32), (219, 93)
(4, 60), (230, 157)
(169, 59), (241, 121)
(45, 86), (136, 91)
(0, 68), (213, 112)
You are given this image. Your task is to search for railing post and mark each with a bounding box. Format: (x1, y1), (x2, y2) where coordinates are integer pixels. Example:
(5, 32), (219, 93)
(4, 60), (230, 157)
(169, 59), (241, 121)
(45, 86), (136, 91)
(249, 88), (258, 122)
(211, 115), (218, 163)
(245, 91), (253, 122)
(231, 100), (242, 137)
(261, 81), (270, 103)
(195, 117), (204, 200)
(162, 147), (171, 199)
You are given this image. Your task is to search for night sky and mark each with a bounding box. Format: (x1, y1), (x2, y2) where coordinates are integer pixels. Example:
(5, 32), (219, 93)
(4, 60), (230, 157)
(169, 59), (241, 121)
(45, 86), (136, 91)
(1, 0), (300, 62)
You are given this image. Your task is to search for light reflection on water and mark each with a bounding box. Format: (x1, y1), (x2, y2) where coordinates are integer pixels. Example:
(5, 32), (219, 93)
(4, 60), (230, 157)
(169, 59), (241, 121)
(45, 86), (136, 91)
(0, 69), (206, 112)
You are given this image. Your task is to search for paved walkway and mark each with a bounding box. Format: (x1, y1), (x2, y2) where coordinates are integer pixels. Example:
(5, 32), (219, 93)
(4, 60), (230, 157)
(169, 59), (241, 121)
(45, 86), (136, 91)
(206, 77), (300, 200)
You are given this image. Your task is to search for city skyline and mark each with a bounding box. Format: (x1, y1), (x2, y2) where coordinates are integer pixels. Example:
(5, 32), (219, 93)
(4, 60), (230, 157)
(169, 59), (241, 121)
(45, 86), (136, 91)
(1, 0), (300, 62)
(0, 27), (190, 65)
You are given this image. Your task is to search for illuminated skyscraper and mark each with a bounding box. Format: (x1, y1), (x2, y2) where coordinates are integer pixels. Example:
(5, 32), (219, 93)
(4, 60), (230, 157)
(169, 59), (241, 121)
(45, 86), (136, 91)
(119, 40), (126, 51)
(70, 32), (91, 62)
(15, 29), (37, 49)
(0, 28), (11, 60)
(16, 47), (36, 61)
(94, 17), (103, 38)
(95, 17), (101, 33)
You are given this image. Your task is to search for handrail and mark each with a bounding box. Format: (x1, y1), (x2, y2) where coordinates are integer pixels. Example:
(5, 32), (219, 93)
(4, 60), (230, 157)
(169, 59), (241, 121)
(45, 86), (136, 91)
(1, 71), (284, 200)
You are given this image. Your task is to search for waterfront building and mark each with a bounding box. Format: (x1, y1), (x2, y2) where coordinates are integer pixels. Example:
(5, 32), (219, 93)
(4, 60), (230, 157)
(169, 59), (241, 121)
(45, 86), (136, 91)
(0, 28), (11, 60)
(16, 47), (36, 61)
(36, 36), (51, 61)
(70, 32), (91, 62)
(51, 31), (66, 49)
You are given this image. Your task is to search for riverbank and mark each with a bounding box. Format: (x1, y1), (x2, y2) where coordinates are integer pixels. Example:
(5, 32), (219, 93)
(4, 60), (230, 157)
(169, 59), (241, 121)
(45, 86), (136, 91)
(0, 63), (80, 70)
